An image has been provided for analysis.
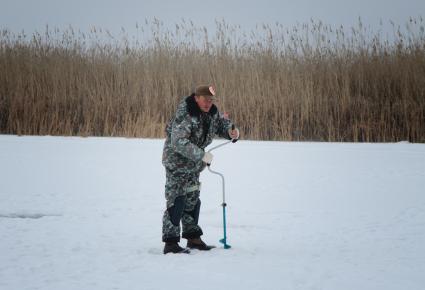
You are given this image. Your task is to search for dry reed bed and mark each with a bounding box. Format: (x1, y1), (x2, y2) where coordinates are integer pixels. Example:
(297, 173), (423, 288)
(1, 19), (424, 142)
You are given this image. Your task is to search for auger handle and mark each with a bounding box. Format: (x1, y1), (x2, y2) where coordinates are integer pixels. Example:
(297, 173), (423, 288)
(206, 123), (238, 167)
(231, 124), (238, 143)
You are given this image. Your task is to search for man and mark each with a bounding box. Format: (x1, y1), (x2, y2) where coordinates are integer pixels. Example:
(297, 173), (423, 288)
(162, 85), (239, 254)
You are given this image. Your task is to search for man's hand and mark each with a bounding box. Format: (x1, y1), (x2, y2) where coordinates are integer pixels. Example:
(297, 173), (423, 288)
(228, 127), (240, 140)
(202, 152), (213, 165)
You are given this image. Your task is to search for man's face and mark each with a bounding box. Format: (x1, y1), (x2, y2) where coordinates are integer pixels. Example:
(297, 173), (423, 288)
(195, 95), (215, 112)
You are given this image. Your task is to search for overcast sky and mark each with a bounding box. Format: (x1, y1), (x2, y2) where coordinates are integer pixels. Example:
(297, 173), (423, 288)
(1, 0), (424, 36)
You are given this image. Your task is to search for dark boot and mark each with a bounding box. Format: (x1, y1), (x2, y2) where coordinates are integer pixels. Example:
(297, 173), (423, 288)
(163, 242), (190, 254)
(187, 238), (215, 251)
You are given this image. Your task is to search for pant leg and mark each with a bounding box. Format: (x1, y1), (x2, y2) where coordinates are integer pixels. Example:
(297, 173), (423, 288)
(162, 170), (187, 242)
(182, 174), (203, 239)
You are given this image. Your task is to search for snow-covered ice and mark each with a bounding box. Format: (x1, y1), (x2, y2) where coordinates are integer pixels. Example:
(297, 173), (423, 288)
(0, 135), (424, 290)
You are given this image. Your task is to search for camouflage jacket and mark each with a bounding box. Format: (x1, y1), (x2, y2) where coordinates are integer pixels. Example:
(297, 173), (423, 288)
(162, 94), (233, 175)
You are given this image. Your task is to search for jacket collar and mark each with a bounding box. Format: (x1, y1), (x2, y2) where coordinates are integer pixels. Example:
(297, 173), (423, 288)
(185, 94), (218, 117)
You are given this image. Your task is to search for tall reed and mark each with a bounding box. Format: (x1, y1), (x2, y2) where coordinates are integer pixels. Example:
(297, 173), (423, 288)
(1, 18), (424, 142)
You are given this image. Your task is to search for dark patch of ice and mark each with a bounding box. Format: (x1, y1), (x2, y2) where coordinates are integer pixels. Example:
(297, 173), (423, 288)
(0, 213), (61, 219)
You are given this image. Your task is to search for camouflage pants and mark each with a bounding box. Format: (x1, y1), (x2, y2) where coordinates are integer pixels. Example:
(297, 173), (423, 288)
(162, 169), (203, 242)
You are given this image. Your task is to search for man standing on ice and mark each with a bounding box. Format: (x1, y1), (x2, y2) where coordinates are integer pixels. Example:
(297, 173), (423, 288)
(161, 85), (239, 254)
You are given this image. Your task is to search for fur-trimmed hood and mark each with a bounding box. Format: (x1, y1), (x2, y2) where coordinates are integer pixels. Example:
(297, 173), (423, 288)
(185, 94), (218, 117)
